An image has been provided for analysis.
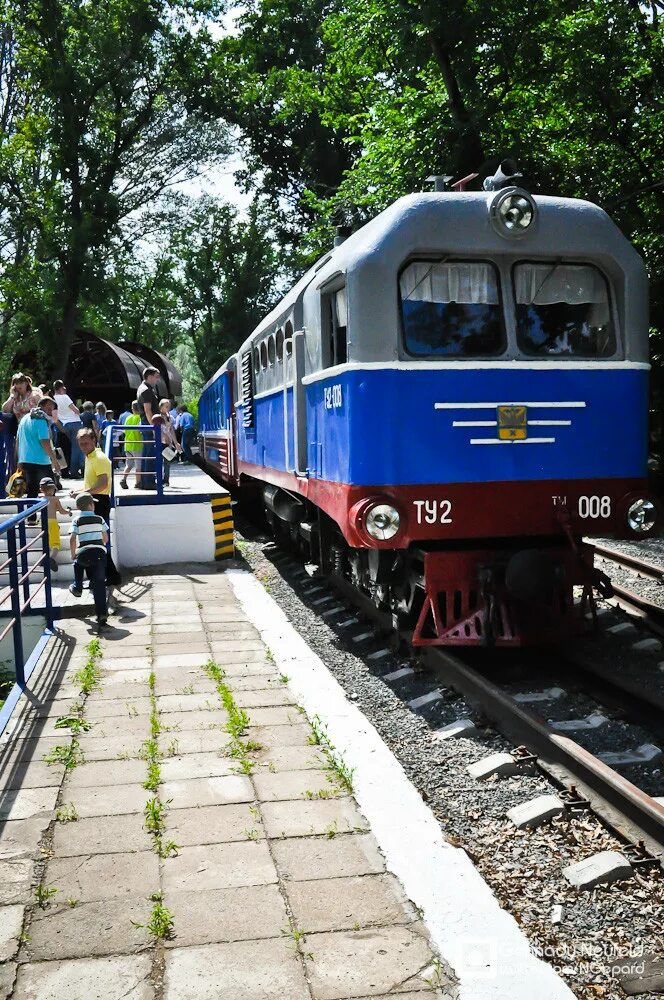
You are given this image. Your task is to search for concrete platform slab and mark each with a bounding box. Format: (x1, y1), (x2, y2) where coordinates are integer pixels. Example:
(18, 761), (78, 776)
(245, 706), (303, 727)
(25, 897), (152, 960)
(167, 803), (264, 847)
(159, 730), (231, 756)
(52, 813), (151, 857)
(12, 953), (153, 1000)
(157, 693), (220, 714)
(234, 688), (296, 708)
(154, 653), (211, 669)
(247, 724), (312, 748)
(45, 850), (159, 902)
(2, 760), (65, 791)
(0, 858), (33, 905)
(0, 787), (58, 822)
(65, 758), (146, 788)
(98, 669), (151, 686)
(164, 885), (287, 948)
(84, 698), (152, 719)
(272, 834), (385, 882)
(304, 924), (435, 999)
(159, 752), (234, 782)
(286, 873), (414, 933)
(161, 709), (227, 733)
(0, 904), (24, 961)
(261, 798), (368, 839)
(164, 938), (310, 1000)
(70, 734), (144, 760)
(163, 841), (277, 892)
(253, 769), (342, 803)
(0, 817), (52, 860)
(163, 775), (254, 809)
(66, 783), (147, 818)
(254, 746), (328, 772)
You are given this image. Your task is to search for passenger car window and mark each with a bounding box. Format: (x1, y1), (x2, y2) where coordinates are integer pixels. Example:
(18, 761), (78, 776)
(400, 261), (504, 356)
(513, 262), (615, 357)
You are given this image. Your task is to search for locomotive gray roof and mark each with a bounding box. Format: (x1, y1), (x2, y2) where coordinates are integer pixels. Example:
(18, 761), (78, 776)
(202, 190), (648, 391)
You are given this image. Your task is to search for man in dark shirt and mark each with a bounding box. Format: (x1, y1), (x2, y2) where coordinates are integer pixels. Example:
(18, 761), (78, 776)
(136, 367), (161, 489)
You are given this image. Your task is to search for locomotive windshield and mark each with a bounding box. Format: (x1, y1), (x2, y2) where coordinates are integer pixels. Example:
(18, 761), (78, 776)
(400, 260), (504, 356)
(514, 262), (615, 357)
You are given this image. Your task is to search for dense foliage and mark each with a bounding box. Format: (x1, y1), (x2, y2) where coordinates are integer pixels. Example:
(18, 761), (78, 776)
(1, 0), (662, 394)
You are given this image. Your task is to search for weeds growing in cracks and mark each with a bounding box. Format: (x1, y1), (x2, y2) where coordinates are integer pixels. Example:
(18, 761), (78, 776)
(44, 638), (102, 773)
(140, 670), (180, 860)
(307, 715), (355, 792)
(203, 660), (259, 775)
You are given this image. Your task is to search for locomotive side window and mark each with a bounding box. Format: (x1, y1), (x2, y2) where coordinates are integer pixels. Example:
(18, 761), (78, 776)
(513, 263), (615, 357)
(276, 329), (284, 362)
(323, 287), (348, 367)
(400, 261), (504, 356)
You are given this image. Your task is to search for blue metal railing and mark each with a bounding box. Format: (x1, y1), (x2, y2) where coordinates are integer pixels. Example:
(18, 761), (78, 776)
(0, 497), (54, 734)
(103, 423), (163, 509)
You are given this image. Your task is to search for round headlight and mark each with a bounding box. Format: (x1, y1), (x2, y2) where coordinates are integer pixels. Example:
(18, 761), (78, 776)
(365, 504), (400, 541)
(627, 498), (657, 534)
(489, 188), (536, 238)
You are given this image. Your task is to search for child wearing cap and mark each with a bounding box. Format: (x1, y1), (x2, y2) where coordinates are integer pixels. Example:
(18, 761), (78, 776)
(39, 478), (70, 572)
(69, 493), (109, 627)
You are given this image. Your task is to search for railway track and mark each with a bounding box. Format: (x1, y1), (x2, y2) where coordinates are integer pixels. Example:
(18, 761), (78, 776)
(594, 542), (664, 637)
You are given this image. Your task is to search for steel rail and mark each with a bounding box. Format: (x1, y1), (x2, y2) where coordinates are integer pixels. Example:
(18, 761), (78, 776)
(593, 543), (664, 583)
(328, 573), (664, 859)
(609, 583), (664, 639)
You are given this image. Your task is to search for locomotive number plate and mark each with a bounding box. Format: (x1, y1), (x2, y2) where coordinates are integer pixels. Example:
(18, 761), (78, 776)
(497, 405), (527, 440)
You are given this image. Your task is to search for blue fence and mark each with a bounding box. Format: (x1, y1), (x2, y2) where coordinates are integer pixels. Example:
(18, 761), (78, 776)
(0, 497), (54, 735)
(103, 423), (163, 509)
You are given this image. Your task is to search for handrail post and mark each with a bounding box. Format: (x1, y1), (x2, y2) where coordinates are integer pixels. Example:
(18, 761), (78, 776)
(41, 504), (54, 630)
(155, 424), (163, 496)
(7, 528), (25, 686)
(17, 511), (29, 603)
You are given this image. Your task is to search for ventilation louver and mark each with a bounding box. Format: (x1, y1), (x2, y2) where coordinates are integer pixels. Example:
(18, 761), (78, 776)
(241, 351), (254, 428)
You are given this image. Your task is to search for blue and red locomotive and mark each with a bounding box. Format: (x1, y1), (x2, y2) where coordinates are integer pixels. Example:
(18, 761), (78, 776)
(198, 164), (658, 646)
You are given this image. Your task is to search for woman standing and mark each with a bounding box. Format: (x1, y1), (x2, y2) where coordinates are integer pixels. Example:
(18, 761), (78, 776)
(2, 373), (41, 425)
(158, 398), (181, 486)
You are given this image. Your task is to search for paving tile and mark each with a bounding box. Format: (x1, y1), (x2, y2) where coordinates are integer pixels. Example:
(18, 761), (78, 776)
(102, 656), (152, 671)
(164, 938), (310, 1000)
(152, 643), (210, 657)
(234, 688), (296, 708)
(98, 669), (152, 686)
(244, 706), (304, 727)
(12, 953), (153, 1000)
(0, 817), (52, 860)
(201, 609), (252, 623)
(168, 803), (263, 847)
(0, 787), (58, 822)
(164, 885), (287, 948)
(70, 734), (144, 760)
(160, 752), (234, 782)
(0, 858), (33, 905)
(164, 775), (253, 809)
(25, 897), (152, 961)
(224, 675), (282, 691)
(163, 841), (277, 892)
(45, 851), (159, 903)
(261, 799), (368, 839)
(253, 769), (341, 803)
(0, 904), (24, 961)
(66, 783), (147, 818)
(159, 730), (231, 756)
(154, 653), (211, 669)
(208, 652), (273, 670)
(246, 724), (312, 748)
(2, 759), (65, 790)
(153, 671), (217, 697)
(65, 758), (147, 788)
(52, 813), (152, 857)
(161, 710), (227, 733)
(0, 960), (15, 999)
(254, 746), (328, 772)
(272, 834), (385, 882)
(85, 698), (152, 719)
(304, 924), (435, 999)
(91, 681), (150, 701)
(286, 874), (414, 933)
(157, 693), (220, 714)
(202, 620), (257, 633)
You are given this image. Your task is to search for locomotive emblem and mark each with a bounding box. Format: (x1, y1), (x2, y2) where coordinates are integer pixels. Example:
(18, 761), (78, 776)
(497, 405), (527, 440)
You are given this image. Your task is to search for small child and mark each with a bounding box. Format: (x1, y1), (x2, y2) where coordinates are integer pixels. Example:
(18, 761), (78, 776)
(120, 401), (142, 489)
(68, 493), (109, 628)
(39, 477), (70, 573)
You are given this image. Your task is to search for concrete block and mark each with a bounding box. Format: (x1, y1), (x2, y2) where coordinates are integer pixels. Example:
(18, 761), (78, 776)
(0, 858), (33, 905)
(272, 833), (385, 882)
(467, 752), (519, 780)
(45, 852), (159, 904)
(163, 885), (287, 948)
(632, 637), (662, 653)
(408, 691), (442, 710)
(513, 686), (565, 703)
(0, 904), (24, 962)
(66, 783), (148, 819)
(162, 841), (277, 893)
(383, 667), (414, 682)
(434, 718), (477, 739)
(260, 798), (369, 839)
(252, 768), (342, 803)
(13, 954), (153, 1000)
(607, 621), (638, 636)
(303, 924), (439, 1000)
(254, 746), (327, 773)
(242, 706), (299, 726)
(563, 850), (633, 889)
(507, 794), (564, 829)
(159, 752), (234, 782)
(164, 939), (310, 1000)
(0, 787), (58, 822)
(233, 688), (295, 708)
(168, 804), (264, 848)
(549, 712), (608, 732)
(65, 759), (146, 788)
(52, 813), (152, 858)
(26, 897), (152, 960)
(286, 873), (412, 933)
(598, 743), (662, 766)
(163, 775), (254, 809)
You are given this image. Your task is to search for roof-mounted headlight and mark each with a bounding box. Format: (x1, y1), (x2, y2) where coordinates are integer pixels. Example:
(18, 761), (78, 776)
(489, 187), (536, 239)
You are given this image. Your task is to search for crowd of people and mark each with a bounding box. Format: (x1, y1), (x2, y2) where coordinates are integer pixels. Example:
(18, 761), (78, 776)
(1, 368), (198, 630)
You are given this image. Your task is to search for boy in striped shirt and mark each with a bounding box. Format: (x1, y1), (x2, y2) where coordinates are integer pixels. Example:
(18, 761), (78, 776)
(69, 493), (109, 627)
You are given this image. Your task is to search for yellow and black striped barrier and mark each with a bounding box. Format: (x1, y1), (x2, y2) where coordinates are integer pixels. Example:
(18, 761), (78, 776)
(211, 494), (234, 559)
